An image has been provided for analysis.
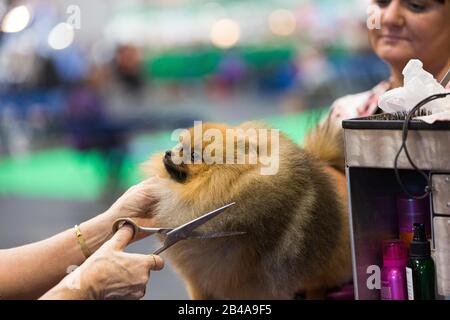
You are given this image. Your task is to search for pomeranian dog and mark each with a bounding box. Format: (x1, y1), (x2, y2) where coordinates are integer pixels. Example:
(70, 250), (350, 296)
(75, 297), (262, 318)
(143, 120), (351, 299)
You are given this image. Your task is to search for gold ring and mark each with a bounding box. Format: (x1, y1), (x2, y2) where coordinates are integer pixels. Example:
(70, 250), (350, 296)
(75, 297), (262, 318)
(150, 254), (157, 269)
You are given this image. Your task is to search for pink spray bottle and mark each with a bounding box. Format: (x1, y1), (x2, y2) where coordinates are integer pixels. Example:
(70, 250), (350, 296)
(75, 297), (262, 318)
(380, 240), (408, 300)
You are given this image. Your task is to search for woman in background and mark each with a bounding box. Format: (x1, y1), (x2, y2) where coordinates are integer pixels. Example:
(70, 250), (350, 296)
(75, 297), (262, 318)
(329, 0), (450, 123)
(305, 1), (449, 299)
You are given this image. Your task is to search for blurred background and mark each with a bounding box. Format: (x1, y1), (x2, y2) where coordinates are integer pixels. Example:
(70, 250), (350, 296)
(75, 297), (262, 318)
(0, 0), (389, 299)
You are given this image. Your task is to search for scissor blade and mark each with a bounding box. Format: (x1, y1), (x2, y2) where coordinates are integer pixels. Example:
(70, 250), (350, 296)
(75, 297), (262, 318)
(153, 230), (245, 255)
(183, 231), (246, 240)
(153, 245), (169, 255)
(440, 68), (450, 87)
(154, 202), (236, 254)
(138, 227), (173, 235)
(167, 202), (236, 240)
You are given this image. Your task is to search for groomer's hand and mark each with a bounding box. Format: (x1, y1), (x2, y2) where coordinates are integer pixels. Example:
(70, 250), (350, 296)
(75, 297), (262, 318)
(79, 224), (164, 299)
(103, 177), (160, 238)
(41, 224), (164, 300)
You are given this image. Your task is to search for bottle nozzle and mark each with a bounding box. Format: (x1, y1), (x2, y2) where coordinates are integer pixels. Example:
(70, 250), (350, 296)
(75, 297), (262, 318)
(413, 223), (426, 242)
(410, 223), (430, 257)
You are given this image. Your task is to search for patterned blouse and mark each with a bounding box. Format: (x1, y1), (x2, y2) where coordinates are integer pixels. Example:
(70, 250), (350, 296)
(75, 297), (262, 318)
(328, 80), (450, 125)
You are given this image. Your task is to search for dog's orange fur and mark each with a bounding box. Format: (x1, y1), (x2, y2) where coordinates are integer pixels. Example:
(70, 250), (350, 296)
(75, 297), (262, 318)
(143, 120), (351, 299)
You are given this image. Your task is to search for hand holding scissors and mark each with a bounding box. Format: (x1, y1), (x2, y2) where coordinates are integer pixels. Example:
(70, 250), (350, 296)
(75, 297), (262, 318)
(112, 202), (245, 254)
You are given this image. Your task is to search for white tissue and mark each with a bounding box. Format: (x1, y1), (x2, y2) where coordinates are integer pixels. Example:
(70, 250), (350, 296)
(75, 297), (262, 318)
(378, 59), (450, 124)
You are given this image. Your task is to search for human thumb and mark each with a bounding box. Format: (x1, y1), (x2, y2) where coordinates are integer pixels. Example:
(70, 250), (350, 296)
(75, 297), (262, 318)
(108, 224), (135, 251)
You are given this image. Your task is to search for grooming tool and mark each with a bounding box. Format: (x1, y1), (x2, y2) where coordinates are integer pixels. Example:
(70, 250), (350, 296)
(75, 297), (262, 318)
(440, 68), (450, 88)
(112, 202), (245, 254)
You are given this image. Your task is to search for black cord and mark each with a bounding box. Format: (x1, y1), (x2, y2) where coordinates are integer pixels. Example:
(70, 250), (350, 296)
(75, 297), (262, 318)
(394, 92), (450, 199)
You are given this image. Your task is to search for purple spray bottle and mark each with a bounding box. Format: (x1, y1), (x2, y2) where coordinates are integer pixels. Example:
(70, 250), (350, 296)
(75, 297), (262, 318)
(381, 240), (408, 300)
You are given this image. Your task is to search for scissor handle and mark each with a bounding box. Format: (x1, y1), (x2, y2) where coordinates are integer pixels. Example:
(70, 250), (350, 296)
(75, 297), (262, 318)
(112, 218), (140, 240)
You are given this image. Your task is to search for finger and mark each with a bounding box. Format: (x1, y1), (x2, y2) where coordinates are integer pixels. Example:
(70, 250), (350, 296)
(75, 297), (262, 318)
(141, 176), (158, 184)
(124, 178), (155, 194)
(137, 287), (146, 300)
(120, 183), (140, 196)
(108, 224), (135, 250)
(137, 186), (159, 214)
(120, 177), (157, 198)
(147, 254), (164, 271)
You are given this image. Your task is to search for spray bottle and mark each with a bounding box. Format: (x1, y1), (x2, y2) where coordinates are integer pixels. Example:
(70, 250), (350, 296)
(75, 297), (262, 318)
(406, 223), (436, 300)
(381, 240), (408, 300)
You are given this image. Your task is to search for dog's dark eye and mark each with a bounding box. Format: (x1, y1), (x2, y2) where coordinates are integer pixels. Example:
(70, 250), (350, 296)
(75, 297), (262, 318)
(191, 151), (202, 163)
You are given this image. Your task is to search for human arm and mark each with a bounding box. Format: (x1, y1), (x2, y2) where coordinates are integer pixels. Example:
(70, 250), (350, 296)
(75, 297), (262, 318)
(0, 178), (159, 300)
(39, 224), (164, 300)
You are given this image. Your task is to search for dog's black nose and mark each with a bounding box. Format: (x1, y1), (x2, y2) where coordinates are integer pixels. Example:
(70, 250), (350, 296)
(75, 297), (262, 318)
(165, 150), (172, 158)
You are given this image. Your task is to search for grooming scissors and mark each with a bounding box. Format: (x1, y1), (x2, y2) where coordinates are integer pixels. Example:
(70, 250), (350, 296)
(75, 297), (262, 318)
(440, 68), (450, 88)
(112, 202), (245, 254)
